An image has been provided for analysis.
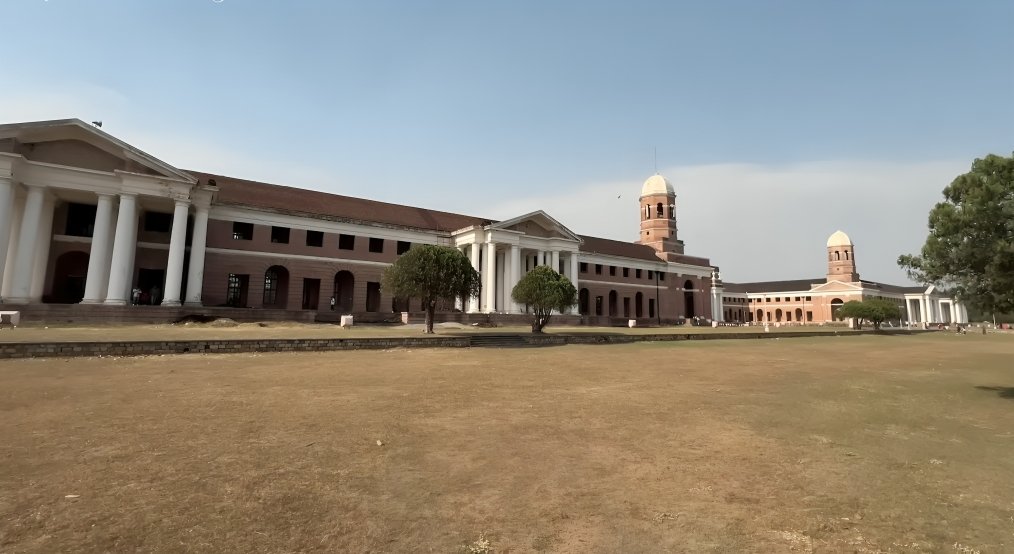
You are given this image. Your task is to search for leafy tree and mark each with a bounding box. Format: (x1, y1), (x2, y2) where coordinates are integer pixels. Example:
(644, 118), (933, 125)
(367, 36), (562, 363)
(899, 152), (1014, 316)
(837, 298), (903, 330)
(381, 245), (480, 334)
(511, 266), (578, 333)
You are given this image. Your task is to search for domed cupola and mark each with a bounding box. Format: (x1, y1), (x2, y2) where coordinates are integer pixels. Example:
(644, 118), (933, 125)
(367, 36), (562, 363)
(637, 173), (683, 255)
(826, 230), (859, 282)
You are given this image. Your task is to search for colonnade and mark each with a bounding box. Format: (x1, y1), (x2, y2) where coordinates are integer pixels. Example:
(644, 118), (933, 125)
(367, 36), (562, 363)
(464, 241), (579, 314)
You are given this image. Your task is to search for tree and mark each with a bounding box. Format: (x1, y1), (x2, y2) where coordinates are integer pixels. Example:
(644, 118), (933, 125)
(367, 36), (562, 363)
(511, 266), (578, 333)
(837, 298), (903, 330)
(898, 152), (1014, 316)
(381, 245), (481, 334)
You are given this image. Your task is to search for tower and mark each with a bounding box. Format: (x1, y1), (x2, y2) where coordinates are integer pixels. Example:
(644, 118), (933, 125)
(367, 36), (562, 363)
(826, 230), (859, 282)
(637, 174), (684, 255)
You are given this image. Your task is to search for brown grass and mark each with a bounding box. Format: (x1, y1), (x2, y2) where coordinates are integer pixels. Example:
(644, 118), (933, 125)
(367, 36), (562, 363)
(1, 333), (1012, 553)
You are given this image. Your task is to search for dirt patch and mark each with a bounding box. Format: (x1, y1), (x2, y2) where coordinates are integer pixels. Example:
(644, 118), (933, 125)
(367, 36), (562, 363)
(1, 334), (1012, 552)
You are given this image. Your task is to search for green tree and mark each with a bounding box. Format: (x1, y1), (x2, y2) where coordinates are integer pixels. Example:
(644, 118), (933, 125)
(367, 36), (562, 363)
(898, 152), (1014, 316)
(511, 266), (578, 333)
(837, 298), (903, 330)
(381, 245), (481, 334)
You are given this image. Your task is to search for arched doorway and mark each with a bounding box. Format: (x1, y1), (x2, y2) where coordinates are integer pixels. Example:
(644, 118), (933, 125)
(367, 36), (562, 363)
(755, 308), (763, 322)
(262, 266), (289, 308)
(51, 251), (89, 304)
(608, 290), (618, 317)
(775, 308), (783, 322)
(795, 308), (803, 322)
(579, 288), (590, 315)
(635, 292), (643, 318)
(334, 271), (355, 312)
(684, 280), (696, 318)
(831, 298), (844, 320)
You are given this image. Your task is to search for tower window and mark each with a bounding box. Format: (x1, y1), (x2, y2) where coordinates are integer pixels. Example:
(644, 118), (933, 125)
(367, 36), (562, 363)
(835, 251), (840, 261)
(669, 204), (676, 219)
(656, 202), (664, 217)
(845, 251), (850, 260)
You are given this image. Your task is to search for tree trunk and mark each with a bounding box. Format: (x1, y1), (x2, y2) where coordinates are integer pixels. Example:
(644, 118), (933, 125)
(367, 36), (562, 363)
(425, 301), (436, 334)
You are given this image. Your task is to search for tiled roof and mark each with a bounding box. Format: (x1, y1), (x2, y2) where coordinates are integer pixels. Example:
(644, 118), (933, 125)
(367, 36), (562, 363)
(722, 279), (824, 293)
(190, 171), (487, 233)
(577, 235), (666, 263)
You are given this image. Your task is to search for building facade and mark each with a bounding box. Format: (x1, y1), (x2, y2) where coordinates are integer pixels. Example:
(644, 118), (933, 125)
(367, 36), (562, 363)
(717, 230), (967, 326)
(0, 119), (719, 323)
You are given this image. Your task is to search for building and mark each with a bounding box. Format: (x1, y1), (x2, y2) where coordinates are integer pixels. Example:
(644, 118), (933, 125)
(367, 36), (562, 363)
(0, 119), (720, 324)
(717, 230), (968, 326)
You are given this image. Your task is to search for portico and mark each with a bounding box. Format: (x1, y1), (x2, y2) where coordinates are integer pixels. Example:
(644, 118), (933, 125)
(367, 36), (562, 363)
(453, 211), (582, 314)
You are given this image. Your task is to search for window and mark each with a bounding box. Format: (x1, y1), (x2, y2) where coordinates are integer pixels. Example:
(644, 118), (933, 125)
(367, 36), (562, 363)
(595, 296), (603, 316)
(806, 311), (813, 322)
(145, 212), (172, 233)
(595, 264), (602, 275)
(805, 296), (812, 301)
(669, 204), (676, 219)
(271, 226), (290, 244)
(369, 237), (384, 253)
(648, 298), (655, 318)
(580, 263), (588, 273)
(765, 298), (771, 302)
(623, 267), (629, 278)
(609, 266), (616, 276)
(263, 268), (280, 305)
(635, 269), (642, 279)
(397, 241), (412, 255)
(306, 230), (324, 247)
(775, 297), (781, 302)
(647, 271), (654, 280)
(232, 222), (253, 240)
(656, 202), (664, 217)
(658, 273), (665, 281)
(338, 234), (355, 250)
(226, 273), (246, 307)
(65, 202), (97, 237)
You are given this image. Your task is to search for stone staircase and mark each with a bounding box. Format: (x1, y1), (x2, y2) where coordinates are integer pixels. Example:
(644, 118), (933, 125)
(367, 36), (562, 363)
(468, 334), (532, 348)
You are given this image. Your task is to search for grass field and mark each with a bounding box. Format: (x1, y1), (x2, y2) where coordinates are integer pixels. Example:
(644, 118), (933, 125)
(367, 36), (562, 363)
(1, 334), (1012, 553)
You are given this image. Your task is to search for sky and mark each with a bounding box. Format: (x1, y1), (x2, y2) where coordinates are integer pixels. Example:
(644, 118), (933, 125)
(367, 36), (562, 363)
(3, 0), (1012, 284)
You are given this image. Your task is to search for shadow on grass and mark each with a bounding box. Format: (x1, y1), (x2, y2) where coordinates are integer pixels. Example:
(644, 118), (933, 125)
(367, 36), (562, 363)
(975, 386), (1014, 399)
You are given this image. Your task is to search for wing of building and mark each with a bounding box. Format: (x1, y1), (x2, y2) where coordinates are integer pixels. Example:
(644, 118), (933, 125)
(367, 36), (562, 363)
(0, 119), (723, 324)
(716, 229), (967, 326)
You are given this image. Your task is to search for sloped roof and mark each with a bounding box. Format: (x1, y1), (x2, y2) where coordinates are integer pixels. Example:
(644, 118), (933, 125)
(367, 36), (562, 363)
(189, 171), (487, 233)
(723, 279), (824, 293)
(858, 280), (926, 294)
(577, 235), (665, 263)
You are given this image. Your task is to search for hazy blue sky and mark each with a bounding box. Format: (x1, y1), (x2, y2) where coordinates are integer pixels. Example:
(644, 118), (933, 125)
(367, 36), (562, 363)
(4, 1), (1012, 283)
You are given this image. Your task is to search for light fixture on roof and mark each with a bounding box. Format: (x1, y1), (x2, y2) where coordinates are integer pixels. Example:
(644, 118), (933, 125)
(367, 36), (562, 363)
(91, 121), (102, 128)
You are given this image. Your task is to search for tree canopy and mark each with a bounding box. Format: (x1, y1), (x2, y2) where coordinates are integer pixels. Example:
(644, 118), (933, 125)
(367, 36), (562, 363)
(381, 244), (481, 334)
(898, 152), (1014, 315)
(836, 298), (903, 330)
(511, 266), (578, 333)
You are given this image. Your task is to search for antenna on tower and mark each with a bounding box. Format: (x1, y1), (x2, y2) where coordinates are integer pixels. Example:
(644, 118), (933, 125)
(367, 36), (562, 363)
(653, 146), (658, 174)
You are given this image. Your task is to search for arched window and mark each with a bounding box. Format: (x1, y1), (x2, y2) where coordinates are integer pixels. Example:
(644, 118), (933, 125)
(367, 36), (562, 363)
(775, 308), (783, 322)
(263, 268), (279, 305)
(844, 250), (850, 260)
(795, 308), (803, 321)
(683, 280), (695, 318)
(831, 298), (844, 320)
(835, 251), (840, 261)
(656, 202), (664, 218)
(668, 204), (676, 219)
(608, 290), (618, 317)
(756, 309), (763, 322)
(645, 205), (651, 220)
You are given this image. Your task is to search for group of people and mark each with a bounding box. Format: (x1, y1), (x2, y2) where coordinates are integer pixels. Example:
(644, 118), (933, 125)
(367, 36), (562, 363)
(130, 286), (162, 306)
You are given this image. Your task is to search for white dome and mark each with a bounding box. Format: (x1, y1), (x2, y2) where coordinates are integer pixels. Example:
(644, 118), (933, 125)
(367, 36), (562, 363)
(826, 230), (853, 247)
(641, 174), (674, 197)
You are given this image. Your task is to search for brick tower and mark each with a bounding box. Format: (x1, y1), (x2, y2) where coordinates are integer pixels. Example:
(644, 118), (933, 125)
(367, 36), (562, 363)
(826, 230), (859, 282)
(637, 174), (684, 255)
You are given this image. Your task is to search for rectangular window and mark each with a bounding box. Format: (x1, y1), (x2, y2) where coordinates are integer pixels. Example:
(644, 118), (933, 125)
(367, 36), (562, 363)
(397, 241), (412, 255)
(648, 298), (656, 318)
(765, 298), (771, 302)
(647, 271), (654, 280)
(369, 237), (384, 253)
(794, 296), (801, 301)
(805, 296), (812, 301)
(232, 222), (253, 240)
(226, 273), (248, 307)
(271, 226), (290, 244)
(306, 230), (324, 247)
(635, 269), (642, 279)
(775, 297), (781, 302)
(807, 311), (813, 322)
(622, 267), (629, 278)
(595, 264), (602, 275)
(580, 263), (588, 273)
(609, 266), (616, 276)
(145, 212), (173, 233)
(658, 273), (665, 281)
(338, 234), (355, 250)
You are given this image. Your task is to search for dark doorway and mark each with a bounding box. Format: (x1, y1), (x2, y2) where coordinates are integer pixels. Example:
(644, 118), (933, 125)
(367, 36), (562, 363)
(302, 278), (320, 310)
(635, 292), (643, 318)
(138, 268), (166, 305)
(623, 297), (630, 318)
(608, 290), (618, 317)
(334, 271), (354, 312)
(392, 297), (410, 312)
(262, 265), (290, 308)
(226, 274), (249, 307)
(366, 282), (381, 312)
(579, 288), (589, 315)
(51, 251), (89, 303)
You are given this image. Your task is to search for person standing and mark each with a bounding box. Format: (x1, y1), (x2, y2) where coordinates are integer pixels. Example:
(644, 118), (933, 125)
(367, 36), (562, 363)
(330, 295), (336, 311)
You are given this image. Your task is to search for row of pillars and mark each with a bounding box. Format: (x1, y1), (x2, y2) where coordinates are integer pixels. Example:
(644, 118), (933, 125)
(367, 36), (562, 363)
(464, 242), (577, 314)
(0, 178), (209, 306)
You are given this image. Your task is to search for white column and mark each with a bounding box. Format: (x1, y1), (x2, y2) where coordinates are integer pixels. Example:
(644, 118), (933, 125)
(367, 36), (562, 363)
(28, 194), (57, 301)
(81, 194), (117, 303)
(1, 195), (23, 299)
(483, 241), (496, 313)
(920, 296), (929, 324)
(904, 299), (913, 326)
(947, 301), (956, 325)
(568, 252), (579, 314)
(0, 177), (14, 293)
(161, 199), (191, 306)
(6, 185), (46, 303)
(550, 250), (560, 274)
(467, 242), (480, 313)
(184, 205), (210, 306)
(104, 194), (138, 305)
(509, 244), (521, 313)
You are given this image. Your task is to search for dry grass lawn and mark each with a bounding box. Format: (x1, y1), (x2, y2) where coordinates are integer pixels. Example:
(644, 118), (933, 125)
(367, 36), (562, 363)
(1, 333), (1013, 553)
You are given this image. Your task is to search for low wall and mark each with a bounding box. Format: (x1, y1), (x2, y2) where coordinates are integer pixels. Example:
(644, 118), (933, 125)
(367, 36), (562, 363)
(0, 329), (928, 359)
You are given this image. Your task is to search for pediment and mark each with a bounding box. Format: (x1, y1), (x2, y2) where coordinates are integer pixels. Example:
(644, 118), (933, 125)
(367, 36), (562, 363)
(812, 280), (863, 292)
(0, 119), (193, 182)
(491, 210), (581, 242)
